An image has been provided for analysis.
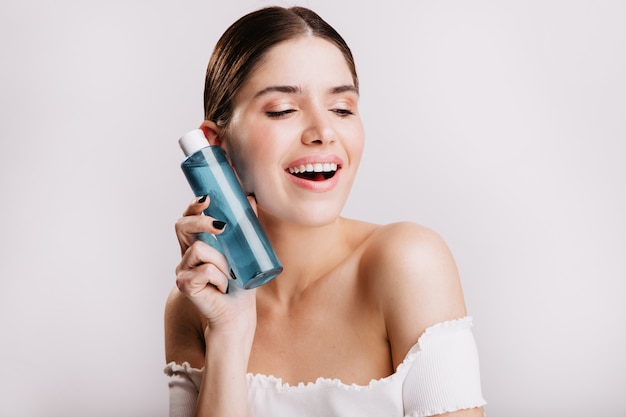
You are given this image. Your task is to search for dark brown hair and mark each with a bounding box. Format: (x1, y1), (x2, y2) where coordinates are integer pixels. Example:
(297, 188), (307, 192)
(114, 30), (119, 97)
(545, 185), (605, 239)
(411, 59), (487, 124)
(204, 6), (358, 126)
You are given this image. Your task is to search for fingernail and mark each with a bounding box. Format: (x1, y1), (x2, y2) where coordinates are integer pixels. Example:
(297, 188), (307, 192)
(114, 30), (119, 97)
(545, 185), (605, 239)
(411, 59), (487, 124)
(212, 220), (226, 230)
(198, 195), (208, 203)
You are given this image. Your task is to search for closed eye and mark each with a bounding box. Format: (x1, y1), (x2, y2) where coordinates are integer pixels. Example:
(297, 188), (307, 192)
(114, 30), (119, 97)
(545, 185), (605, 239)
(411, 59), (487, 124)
(332, 108), (355, 117)
(266, 109), (296, 118)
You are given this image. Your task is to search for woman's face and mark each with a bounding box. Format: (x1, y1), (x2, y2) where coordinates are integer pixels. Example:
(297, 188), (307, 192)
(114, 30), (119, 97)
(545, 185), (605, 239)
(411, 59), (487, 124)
(222, 36), (364, 227)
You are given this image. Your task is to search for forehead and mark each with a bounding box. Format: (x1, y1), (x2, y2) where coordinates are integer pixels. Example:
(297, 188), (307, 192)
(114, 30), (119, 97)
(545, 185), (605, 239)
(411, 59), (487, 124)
(241, 36), (355, 95)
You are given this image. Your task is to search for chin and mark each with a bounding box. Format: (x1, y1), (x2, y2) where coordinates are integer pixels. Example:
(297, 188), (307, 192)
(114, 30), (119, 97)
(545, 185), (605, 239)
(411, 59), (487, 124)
(259, 201), (345, 228)
(294, 212), (342, 227)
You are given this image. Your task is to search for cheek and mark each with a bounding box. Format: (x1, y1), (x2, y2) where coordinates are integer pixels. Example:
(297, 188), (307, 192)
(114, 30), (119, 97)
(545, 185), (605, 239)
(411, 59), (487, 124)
(224, 140), (270, 193)
(344, 124), (366, 164)
(221, 139), (251, 187)
(228, 153), (255, 192)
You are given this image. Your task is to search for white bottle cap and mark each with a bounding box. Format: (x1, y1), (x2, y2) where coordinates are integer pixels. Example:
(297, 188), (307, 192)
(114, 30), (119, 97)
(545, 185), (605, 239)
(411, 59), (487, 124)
(179, 129), (209, 156)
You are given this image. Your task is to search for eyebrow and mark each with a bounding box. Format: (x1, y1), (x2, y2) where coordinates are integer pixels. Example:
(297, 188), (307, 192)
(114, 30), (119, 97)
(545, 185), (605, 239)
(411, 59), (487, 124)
(329, 85), (359, 96)
(254, 85), (301, 98)
(253, 84), (359, 98)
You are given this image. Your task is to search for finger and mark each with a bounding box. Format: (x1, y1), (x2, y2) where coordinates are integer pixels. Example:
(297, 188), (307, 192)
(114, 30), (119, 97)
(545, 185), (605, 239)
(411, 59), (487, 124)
(177, 240), (231, 278)
(176, 241), (231, 295)
(175, 211), (227, 256)
(183, 195), (210, 217)
(175, 215), (226, 241)
(176, 261), (229, 295)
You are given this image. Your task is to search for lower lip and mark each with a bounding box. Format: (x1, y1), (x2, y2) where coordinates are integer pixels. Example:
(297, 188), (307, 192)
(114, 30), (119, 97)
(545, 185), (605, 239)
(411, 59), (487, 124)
(285, 170), (341, 192)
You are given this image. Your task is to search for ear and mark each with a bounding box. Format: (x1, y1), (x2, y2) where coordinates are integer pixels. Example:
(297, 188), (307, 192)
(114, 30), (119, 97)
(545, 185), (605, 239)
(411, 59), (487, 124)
(199, 120), (223, 147)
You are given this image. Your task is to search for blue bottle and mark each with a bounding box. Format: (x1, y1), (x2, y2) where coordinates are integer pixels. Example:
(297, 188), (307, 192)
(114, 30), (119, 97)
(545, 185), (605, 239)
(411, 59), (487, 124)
(179, 129), (282, 289)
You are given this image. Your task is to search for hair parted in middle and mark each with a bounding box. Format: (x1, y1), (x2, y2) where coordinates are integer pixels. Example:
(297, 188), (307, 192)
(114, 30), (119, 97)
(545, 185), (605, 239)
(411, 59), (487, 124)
(203, 6), (358, 127)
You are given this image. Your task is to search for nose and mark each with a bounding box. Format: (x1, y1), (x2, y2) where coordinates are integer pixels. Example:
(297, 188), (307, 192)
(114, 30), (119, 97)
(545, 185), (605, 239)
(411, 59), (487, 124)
(301, 109), (336, 145)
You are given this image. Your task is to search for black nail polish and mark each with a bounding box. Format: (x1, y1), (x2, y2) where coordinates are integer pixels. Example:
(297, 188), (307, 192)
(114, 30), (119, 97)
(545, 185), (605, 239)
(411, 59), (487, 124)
(198, 195), (207, 203)
(212, 220), (226, 230)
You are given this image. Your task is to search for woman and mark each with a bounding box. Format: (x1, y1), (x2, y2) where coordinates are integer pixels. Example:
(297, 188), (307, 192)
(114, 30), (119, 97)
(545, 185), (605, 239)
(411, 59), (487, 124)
(164, 6), (486, 417)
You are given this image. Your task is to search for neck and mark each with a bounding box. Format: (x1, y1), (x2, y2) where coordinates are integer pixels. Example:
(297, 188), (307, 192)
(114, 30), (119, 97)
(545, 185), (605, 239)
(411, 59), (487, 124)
(257, 213), (349, 303)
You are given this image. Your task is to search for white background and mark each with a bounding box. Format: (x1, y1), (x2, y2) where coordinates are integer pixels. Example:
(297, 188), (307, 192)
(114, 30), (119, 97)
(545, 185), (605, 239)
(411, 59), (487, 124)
(1, 1), (625, 416)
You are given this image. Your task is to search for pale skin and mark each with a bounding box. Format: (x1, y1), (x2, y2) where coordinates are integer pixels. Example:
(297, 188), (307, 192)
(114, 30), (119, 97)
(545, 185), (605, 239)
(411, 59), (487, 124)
(165, 36), (483, 417)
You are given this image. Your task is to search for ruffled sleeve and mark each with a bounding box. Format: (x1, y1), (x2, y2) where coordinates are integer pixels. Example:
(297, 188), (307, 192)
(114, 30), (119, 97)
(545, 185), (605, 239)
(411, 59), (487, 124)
(402, 317), (486, 417)
(164, 362), (203, 417)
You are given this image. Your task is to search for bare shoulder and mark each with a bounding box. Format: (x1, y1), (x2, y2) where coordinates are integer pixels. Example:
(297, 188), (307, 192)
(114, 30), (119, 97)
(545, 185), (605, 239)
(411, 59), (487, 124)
(360, 221), (458, 280)
(360, 222), (468, 367)
(164, 286), (206, 368)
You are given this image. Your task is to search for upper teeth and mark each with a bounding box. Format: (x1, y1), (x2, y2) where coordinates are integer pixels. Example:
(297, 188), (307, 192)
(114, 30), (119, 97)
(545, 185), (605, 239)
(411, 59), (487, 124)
(288, 163), (338, 174)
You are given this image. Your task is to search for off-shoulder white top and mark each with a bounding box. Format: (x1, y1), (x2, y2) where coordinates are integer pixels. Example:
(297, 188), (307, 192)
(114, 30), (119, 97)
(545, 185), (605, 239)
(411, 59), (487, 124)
(164, 317), (486, 417)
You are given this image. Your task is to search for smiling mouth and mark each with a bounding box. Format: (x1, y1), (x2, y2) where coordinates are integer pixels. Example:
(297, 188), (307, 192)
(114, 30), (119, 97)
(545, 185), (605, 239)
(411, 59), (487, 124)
(287, 163), (339, 181)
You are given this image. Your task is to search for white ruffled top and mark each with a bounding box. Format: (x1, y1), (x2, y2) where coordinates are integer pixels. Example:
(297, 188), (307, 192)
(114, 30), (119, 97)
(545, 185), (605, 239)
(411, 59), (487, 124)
(164, 316), (486, 417)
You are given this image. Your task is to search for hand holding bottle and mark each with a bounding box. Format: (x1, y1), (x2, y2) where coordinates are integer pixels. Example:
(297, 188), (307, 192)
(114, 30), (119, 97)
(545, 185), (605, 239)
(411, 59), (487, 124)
(179, 129), (283, 289)
(174, 196), (257, 334)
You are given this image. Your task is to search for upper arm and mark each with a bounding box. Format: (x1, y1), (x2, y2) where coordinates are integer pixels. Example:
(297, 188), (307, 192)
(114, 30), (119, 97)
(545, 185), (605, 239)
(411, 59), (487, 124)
(363, 222), (468, 369)
(164, 287), (206, 369)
